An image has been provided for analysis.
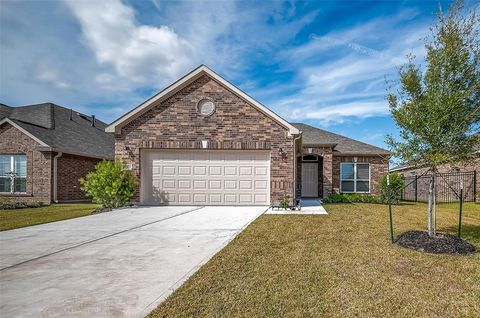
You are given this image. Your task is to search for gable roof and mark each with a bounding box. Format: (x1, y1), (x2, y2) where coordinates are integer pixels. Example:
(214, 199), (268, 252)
(105, 65), (300, 135)
(0, 103), (114, 159)
(291, 123), (390, 155)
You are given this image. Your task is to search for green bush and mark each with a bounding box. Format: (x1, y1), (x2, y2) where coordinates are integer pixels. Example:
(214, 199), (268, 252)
(0, 198), (44, 210)
(80, 160), (138, 208)
(380, 172), (404, 204)
(280, 194), (290, 210)
(322, 193), (381, 204)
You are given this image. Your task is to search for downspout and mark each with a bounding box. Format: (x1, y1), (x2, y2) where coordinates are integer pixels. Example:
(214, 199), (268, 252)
(53, 152), (62, 203)
(293, 134), (302, 206)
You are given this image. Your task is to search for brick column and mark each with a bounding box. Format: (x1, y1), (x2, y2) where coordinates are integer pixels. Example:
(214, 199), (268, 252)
(323, 152), (333, 197)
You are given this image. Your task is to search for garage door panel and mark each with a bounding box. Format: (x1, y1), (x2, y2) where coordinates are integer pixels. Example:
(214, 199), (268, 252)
(224, 194), (237, 204)
(254, 180), (268, 189)
(178, 166), (191, 175)
(239, 194), (253, 204)
(209, 166), (222, 175)
(193, 166), (207, 175)
(209, 180), (222, 189)
(239, 180), (252, 189)
(224, 166), (237, 175)
(178, 193), (191, 203)
(193, 193), (207, 203)
(254, 167), (268, 176)
(224, 180), (237, 189)
(209, 193), (222, 203)
(178, 180), (191, 189)
(142, 150), (270, 205)
(239, 166), (253, 175)
(162, 179), (176, 189)
(193, 180), (207, 189)
(254, 194), (268, 204)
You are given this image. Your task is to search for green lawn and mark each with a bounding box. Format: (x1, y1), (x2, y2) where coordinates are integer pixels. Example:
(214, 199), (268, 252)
(149, 202), (480, 318)
(0, 203), (100, 231)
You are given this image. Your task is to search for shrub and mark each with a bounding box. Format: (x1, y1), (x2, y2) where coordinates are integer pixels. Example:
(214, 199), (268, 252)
(380, 172), (404, 204)
(279, 194), (290, 210)
(0, 198), (44, 210)
(80, 160), (138, 209)
(0, 197), (12, 210)
(322, 193), (381, 204)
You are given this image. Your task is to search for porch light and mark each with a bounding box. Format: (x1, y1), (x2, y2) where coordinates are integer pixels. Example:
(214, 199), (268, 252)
(278, 147), (284, 155)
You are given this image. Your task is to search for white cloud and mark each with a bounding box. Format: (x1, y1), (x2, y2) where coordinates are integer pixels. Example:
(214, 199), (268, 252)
(266, 8), (430, 126)
(34, 62), (70, 89)
(65, 0), (194, 86)
(289, 101), (389, 125)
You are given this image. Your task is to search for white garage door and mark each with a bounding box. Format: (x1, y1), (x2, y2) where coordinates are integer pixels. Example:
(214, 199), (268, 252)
(141, 150), (270, 205)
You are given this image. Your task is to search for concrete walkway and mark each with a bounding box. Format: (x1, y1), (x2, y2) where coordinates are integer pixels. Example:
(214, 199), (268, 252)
(266, 198), (327, 215)
(0, 206), (266, 317)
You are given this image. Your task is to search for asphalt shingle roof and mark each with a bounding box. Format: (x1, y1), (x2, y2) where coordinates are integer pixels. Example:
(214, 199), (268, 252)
(1, 103), (114, 159)
(291, 122), (390, 155)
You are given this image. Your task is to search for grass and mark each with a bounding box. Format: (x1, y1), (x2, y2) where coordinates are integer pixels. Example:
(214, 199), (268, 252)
(149, 202), (480, 318)
(0, 203), (100, 231)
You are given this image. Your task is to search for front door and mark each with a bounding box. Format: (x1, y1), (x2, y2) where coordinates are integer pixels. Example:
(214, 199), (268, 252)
(301, 162), (318, 197)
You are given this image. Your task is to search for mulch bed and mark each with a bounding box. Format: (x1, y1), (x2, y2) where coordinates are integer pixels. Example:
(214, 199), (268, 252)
(396, 231), (476, 255)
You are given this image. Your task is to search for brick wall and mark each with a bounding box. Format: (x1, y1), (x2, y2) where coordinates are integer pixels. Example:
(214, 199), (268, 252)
(332, 155), (388, 195)
(115, 74), (295, 204)
(0, 123), (52, 204)
(56, 153), (101, 202)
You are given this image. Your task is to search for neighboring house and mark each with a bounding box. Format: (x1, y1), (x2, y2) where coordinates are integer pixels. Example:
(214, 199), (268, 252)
(0, 103), (114, 204)
(106, 65), (389, 206)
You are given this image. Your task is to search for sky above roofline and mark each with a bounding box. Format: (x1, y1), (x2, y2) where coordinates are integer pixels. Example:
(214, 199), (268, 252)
(1, 0), (477, 156)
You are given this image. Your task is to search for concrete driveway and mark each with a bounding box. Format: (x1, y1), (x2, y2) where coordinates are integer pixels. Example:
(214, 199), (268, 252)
(0, 205), (266, 317)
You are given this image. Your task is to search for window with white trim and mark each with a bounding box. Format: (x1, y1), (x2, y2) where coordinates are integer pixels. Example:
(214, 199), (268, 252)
(340, 163), (370, 193)
(0, 155), (27, 193)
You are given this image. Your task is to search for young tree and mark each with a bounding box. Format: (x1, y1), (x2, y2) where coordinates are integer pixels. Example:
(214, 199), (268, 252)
(386, 1), (479, 236)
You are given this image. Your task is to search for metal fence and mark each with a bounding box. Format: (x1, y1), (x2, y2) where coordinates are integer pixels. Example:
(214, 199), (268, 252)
(401, 171), (477, 203)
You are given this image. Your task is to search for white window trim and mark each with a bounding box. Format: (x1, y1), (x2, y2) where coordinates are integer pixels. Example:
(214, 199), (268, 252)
(340, 162), (371, 193)
(0, 154), (27, 194)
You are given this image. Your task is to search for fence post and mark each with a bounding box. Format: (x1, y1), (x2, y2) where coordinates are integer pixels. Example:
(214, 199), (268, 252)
(458, 187), (463, 238)
(387, 174), (394, 243)
(414, 175), (418, 202)
(474, 171), (477, 202)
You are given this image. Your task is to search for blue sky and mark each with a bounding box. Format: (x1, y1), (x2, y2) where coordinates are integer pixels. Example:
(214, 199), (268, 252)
(0, 0), (474, 151)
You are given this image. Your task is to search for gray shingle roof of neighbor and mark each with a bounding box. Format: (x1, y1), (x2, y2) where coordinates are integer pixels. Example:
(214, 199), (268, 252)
(0, 103), (114, 159)
(290, 122), (390, 155)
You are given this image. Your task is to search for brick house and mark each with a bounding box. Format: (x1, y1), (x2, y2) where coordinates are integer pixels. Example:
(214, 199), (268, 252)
(0, 103), (114, 204)
(106, 65), (390, 206)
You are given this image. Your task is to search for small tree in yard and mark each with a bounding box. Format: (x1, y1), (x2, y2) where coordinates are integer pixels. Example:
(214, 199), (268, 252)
(380, 173), (404, 204)
(386, 1), (479, 237)
(80, 160), (138, 209)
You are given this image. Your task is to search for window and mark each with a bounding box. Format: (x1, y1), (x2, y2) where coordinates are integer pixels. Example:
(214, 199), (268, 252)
(197, 99), (215, 116)
(0, 155), (27, 193)
(340, 163), (370, 193)
(302, 154), (318, 162)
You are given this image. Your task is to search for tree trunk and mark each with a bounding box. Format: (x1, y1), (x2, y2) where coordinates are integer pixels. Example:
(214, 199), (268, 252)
(427, 175), (434, 236)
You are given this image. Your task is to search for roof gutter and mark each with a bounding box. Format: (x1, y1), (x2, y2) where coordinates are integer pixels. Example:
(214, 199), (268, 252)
(36, 146), (113, 160)
(53, 152), (62, 203)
